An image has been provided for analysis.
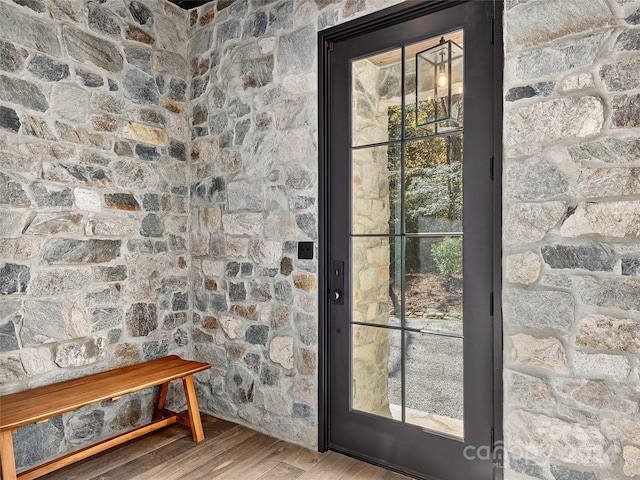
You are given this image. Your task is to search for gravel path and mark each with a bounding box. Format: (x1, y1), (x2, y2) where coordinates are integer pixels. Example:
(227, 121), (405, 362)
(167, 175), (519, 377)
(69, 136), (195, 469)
(387, 326), (464, 420)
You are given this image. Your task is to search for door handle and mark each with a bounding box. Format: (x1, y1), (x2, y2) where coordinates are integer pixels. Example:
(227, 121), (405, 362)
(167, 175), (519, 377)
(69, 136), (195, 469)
(329, 289), (342, 302)
(330, 261), (344, 305)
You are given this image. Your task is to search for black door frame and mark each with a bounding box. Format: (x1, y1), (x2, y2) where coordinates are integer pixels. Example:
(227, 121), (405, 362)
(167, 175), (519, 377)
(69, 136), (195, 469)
(317, 1), (504, 478)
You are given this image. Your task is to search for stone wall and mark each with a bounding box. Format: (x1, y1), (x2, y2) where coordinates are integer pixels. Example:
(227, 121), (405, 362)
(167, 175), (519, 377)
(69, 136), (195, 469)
(503, 0), (640, 478)
(0, 0), (191, 470)
(2, 0), (639, 477)
(185, 0), (402, 449)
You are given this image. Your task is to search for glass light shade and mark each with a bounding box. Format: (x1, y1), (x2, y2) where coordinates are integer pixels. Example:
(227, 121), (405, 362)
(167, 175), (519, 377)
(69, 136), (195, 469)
(416, 38), (463, 134)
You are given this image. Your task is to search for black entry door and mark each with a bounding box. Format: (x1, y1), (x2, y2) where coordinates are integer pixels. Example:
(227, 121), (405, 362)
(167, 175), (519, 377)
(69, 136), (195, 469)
(320, 2), (501, 479)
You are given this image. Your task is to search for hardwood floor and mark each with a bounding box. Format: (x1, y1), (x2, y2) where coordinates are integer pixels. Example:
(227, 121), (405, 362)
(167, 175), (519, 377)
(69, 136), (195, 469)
(40, 414), (412, 480)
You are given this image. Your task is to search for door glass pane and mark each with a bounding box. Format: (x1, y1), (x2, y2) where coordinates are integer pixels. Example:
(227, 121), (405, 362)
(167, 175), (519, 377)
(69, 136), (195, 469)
(351, 145), (401, 235)
(352, 49), (402, 147)
(352, 324), (401, 418)
(404, 331), (464, 438)
(352, 236), (400, 327)
(405, 134), (463, 234)
(404, 236), (463, 334)
(349, 28), (465, 440)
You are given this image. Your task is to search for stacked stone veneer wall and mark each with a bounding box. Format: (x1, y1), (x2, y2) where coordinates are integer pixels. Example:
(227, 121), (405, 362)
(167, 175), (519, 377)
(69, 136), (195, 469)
(0, 0), (191, 470)
(503, 0), (640, 478)
(3, 0), (640, 477)
(185, 0), (402, 448)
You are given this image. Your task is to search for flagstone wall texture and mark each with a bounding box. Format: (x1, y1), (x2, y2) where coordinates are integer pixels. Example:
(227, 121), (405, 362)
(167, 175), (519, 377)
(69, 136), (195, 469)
(1, 0), (639, 477)
(503, 0), (640, 478)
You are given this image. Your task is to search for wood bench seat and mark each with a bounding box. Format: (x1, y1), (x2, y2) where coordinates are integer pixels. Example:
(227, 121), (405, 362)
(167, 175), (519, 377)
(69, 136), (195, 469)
(0, 355), (211, 480)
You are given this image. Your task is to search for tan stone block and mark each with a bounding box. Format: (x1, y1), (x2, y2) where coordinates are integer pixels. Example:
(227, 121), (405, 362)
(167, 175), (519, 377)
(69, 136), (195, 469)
(123, 122), (168, 146)
(293, 274), (316, 291)
(90, 113), (117, 133)
(504, 369), (556, 412)
(162, 99), (186, 114)
(269, 336), (294, 369)
(203, 316), (218, 329)
(576, 314), (640, 353)
(561, 201), (640, 238)
(510, 333), (569, 374)
(624, 445), (640, 477)
(505, 251), (542, 285)
(618, 421), (640, 445)
(299, 348), (316, 375)
(506, 410), (609, 467)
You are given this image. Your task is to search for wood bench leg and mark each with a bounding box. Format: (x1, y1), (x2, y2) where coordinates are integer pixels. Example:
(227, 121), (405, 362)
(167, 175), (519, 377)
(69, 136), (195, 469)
(0, 430), (17, 480)
(153, 382), (169, 420)
(182, 375), (204, 443)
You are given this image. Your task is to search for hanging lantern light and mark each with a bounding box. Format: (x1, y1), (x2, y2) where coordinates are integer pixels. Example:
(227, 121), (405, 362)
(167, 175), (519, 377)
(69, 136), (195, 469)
(415, 36), (463, 134)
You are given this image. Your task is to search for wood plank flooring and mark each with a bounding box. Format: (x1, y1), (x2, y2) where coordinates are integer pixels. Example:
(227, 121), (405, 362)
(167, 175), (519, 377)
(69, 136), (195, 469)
(39, 414), (412, 480)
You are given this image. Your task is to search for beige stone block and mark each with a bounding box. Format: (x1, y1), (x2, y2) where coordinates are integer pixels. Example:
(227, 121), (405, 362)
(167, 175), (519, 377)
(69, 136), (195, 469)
(505, 251), (542, 285)
(262, 389), (291, 416)
(505, 96), (603, 147)
(20, 347), (54, 376)
(624, 445), (640, 477)
(510, 333), (569, 374)
(269, 336), (294, 369)
(222, 212), (263, 236)
(293, 274), (316, 292)
(618, 420), (640, 445)
(90, 113), (117, 133)
(219, 314), (243, 340)
(576, 314), (640, 353)
(283, 72), (315, 95)
(505, 410), (609, 467)
(123, 122), (168, 146)
(562, 72), (595, 92)
(561, 201), (640, 238)
(504, 369), (556, 412)
(505, 0), (613, 50)
(504, 202), (566, 245)
(51, 84), (89, 122)
(74, 188), (101, 213)
(278, 127), (308, 162)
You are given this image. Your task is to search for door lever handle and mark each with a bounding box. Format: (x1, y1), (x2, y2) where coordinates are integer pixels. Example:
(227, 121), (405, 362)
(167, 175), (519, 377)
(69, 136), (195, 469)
(330, 261), (344, 305)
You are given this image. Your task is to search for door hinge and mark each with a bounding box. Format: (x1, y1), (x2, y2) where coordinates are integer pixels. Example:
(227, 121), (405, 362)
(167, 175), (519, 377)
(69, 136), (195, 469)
(328, 41), (334, 52)
(490, 156), (494, 181)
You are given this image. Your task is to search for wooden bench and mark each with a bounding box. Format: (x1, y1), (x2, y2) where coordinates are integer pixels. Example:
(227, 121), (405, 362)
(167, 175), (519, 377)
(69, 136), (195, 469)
(0, 355), (211, 480)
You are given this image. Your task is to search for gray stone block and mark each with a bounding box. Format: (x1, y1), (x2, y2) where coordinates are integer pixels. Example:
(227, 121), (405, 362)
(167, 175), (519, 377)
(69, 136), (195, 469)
(27, 55), (69, 82)
(0, 74), (48, 112)
(504, 288), (574, 330)
(0, 40), (25, 73)
(0, 263), (30, 294)
(123, 69), (159, 104)
(514, 33), (604, 81)
(0, 3), (61, 56)
(62, 27), (123, 73)
(13, 417), (64, 470)
(0, 320), (19, 352)
(612, 93), (640, 128)
(542, 243), (615, 271)
(41, 239), (121, 265)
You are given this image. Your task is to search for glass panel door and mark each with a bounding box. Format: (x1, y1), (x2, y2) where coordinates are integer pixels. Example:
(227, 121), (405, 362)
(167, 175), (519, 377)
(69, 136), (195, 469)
(323, 2), (498, 477)
(350, 31), (465, 439)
